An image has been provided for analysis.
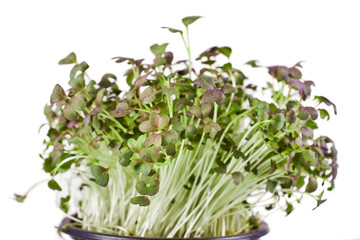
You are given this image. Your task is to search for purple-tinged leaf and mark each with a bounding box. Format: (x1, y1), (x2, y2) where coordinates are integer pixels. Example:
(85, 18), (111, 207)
(203, 122), (221, 133)
(139, 121), (157, 133)
(63, 96), (86, 121)
(110, 109), (132, 118)
(99, 73), (116, 88)
(58, 52), (77, 65)
(193, 77), (215, 90)
(112, 57), (132, 63)
(201, 88), (226, 106)
(287, 77), (314, 100)
(140, 87), (155, 105)
(201, 103), (212, 118)
(161, 27), (183, 34)
(314, 96), (337, 114)
(70, 62), (89, 81)
(301, 126), (314, 139)
(134, 71), (152, 89)
(222, 84), (237, 94)
(286, 109), (296, 123)
(50, 84), (67, 104)
(298, 106), (318, 120)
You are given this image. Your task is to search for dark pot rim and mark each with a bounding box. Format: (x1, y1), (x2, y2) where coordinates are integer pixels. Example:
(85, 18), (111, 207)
(59, 217), (269, 240)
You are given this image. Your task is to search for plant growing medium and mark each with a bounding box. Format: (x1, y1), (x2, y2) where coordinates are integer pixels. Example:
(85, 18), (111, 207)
(15, 16), (338, 238)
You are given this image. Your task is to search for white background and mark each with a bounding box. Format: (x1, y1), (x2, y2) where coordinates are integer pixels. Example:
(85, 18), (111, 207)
(1, 0), (359, 239)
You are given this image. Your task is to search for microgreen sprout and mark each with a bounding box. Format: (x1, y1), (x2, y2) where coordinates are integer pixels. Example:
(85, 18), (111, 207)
(15, 16), (337, 238)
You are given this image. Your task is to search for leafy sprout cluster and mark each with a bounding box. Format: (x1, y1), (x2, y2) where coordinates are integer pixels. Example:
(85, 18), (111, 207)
(16, 16), (337, 238)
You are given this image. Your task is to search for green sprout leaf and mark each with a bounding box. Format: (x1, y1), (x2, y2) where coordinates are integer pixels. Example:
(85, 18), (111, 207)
(70, 62), (89, 81)
(13, 194), (27, 203)
(161, 27), (183, 34)
(245, 60), (260, 68)
(48, 179), (62, 191)
(58, 52), (77, 65)
(60, 195), (70, 213)
(214, 160), (227, 174)
(150, 43), (169, 55)
(306, 176), (318, 193)
(136, 174), (160, 196)
(272, 113), (285, 130)
(50, 84), (66, 104)
(182, 16), (202, 27)
(131, 196), (150, 206)
(90, 165), (109, 187)
(119, 149), (133, 167)
(203, 122), (221, 133)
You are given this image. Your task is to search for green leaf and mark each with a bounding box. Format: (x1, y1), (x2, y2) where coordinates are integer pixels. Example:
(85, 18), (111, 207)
(48, 179), (62, 191)
(59, 52), (77, 65)
(161, 27), (183, 34)
(60, 195), (70, 213)
(119, 149), (133, 167)
(70, 62), (89, 80)
(245, 60), (260, 68)
(139, 121), (157, 133)
(218, 47), (232, 58)
(319, 108), (330, 120)
(140, 87), (156, 105)
(189, 105), (202, 118)
(133, 162), (151, 175)
(306, 176), (318, 193)
(13, 194), (27, 203)
(131, 196), (150, 206)
(50, 84), (66, 104)
(68, 73), (85, 89)
(182, 16), (202, 27)
(203, 122), (221, 133)
(63, 96), (86, 121)
(166, 143), (176, 156)
(266, 180), (277, 193)
(136, 175), (160, 196)
(285, 201), (294, 215)
(171, 118), (184, 132)
(214, 160), (226, 174)
(201, 103), (212, 118)
(157, 115), (170, 130)
(90, 164), (107, 177)
(272, 113), (285, 130)
(150, 43), (169, 55)
(90, 164), (109, 187)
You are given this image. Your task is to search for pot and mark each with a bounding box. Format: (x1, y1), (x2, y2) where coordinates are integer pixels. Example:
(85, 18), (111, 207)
(59, 218), (269, 240)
